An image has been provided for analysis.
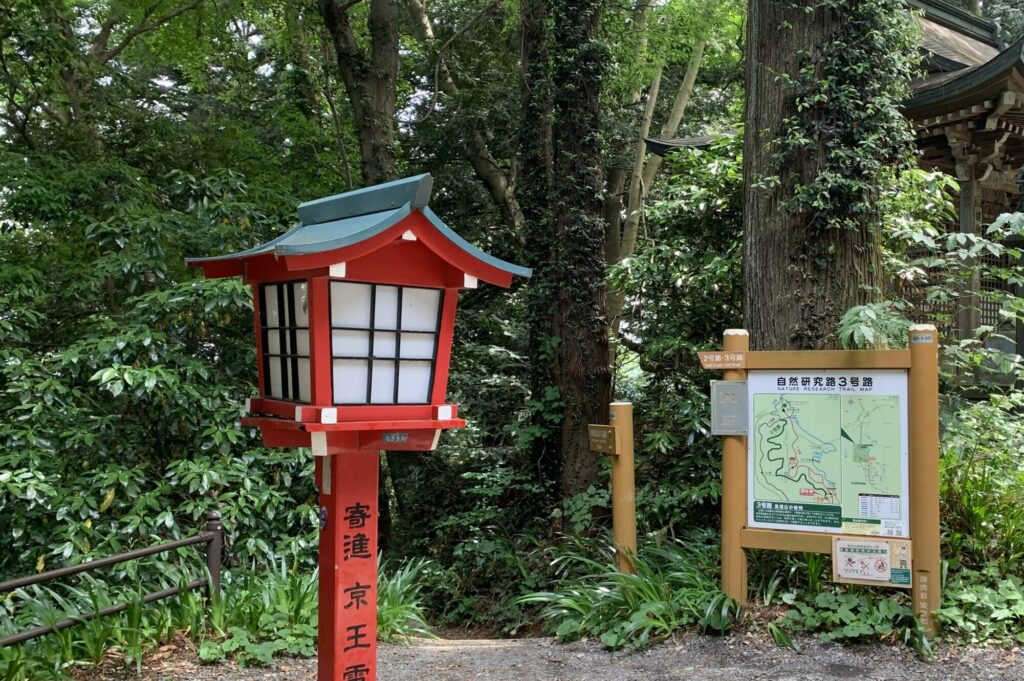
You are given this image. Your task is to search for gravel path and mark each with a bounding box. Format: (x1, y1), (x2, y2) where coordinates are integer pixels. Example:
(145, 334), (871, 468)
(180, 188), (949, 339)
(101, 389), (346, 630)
(89, 634), (1024, 681)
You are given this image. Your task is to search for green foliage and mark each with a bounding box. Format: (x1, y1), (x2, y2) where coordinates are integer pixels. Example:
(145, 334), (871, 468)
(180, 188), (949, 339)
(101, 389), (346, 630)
(941, 392), (1024, 572)
(519, 534), (736, 650)
(611, 139), (743, 534)
(938, 568), (1024, 644)
(377, 558), (436, 642)
(772, 0), (920, 231)
(0, 556), (434, 678)
(778, 588), (929, 653)
(837, 301), (912, 349)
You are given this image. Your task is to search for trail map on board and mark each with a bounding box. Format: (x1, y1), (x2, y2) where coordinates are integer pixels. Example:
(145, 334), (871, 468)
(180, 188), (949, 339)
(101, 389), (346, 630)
(746, 371), (909, 537)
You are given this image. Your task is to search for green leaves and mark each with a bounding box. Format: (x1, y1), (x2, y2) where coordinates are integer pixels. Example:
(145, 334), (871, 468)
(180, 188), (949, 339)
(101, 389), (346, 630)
(938, 570), (1024, 644)
(773, 0), (920, 231)
(780, 588), (920, 645)
(836, 301), (912, 350)
(519, 535), (735, 650)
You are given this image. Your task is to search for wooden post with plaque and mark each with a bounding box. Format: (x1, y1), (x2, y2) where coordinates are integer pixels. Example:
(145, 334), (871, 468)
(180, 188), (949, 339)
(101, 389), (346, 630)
(589, 403), (638, 574)
(700, 326), (941, 637)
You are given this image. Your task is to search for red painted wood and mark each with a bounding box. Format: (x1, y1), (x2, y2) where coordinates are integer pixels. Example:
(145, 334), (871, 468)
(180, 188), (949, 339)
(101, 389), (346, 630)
(242, 253), (330, 284)
(258, 427), (310, 448)
(431, 289), (459, 404)
(318, 449), (379, 681)
(309, 277), (333, 405)
(191, 259), (243, 279)
(243, 416), (466, 434)
(403, 213), (514, 287)
(343, 240), (448, 288)
(252, 287), (266, 397)
(251, 401), (440, 422)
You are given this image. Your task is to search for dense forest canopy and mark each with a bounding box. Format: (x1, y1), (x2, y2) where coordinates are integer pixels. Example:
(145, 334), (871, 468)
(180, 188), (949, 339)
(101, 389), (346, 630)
(1, 0), (1024, 675)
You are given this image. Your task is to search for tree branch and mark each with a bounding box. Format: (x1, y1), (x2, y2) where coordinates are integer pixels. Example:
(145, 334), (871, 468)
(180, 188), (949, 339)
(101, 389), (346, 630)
(641, 40), (705, 190)
(405, 0), (523, 227)
(99, 1), (203, 64)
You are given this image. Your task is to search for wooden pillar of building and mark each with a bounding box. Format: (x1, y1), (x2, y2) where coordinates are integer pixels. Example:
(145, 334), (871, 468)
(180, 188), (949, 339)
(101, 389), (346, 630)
(954, 160), (978, 339)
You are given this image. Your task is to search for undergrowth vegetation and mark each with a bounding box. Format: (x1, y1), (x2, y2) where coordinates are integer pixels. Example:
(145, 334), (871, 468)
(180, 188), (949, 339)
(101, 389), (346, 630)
(520, 533), (736, 650)
(0, 556), (434, 679)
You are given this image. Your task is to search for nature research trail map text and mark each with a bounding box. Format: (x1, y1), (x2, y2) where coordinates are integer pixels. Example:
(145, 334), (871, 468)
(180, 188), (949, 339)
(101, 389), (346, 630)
(746, 371), (909, 537)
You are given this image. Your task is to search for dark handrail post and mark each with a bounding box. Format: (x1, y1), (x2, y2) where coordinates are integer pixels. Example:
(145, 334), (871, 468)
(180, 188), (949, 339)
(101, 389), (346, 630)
(206, 510), (222, 598)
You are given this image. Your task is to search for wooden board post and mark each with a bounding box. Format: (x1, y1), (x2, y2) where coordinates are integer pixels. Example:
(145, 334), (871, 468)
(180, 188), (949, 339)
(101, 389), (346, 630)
(720, 329), (749, 604)
(609, 403), (637, 574)
(316, 451), (379, 681)
(909, 325), (941, 637)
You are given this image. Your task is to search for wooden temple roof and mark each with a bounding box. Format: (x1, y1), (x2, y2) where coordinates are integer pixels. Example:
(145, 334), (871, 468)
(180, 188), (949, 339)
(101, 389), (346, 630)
(907, 1), (1024, 186)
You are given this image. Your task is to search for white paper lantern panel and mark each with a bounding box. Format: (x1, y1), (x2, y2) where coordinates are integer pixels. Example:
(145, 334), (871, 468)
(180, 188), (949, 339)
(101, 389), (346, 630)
(400, 333), (435, 359)
(263, 285), (281, 327)
(401, 288), (441, 332)
(331, 282), (372, 328)
(374, 285), (399, 330)
(397, 361), (432, 403)
(297, 359), (311, 403)
(333, 359), (368, 404)
(370, 360), (396, 403)
(292, 282), (309, 326)
(373, 331), (397, 358)
(332, 330), (370, 357)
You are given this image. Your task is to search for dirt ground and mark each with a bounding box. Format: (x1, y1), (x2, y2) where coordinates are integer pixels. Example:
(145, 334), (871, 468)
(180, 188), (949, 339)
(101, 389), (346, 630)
(80, 633), (1024, 681)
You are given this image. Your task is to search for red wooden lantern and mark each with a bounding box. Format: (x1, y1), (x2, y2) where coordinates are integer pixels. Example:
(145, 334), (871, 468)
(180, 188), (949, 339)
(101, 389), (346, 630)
(187, 174), (529, 681)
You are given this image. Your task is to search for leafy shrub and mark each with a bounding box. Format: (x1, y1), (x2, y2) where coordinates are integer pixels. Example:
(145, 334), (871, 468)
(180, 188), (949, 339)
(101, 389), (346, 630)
(777, 588), (928, 653)
(519, 533), (736, 650)
(938, 567), (1024, 644)
(941, 393), (1024, 573)
(0, 554), (436, 678)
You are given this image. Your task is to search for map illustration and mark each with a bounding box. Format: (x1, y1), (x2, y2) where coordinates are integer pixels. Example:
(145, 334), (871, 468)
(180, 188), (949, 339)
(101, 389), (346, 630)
(751, 390), (905, 536)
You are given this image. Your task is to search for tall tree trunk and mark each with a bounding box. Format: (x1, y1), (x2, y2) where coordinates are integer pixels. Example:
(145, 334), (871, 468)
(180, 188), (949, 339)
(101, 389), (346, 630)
(742, 2), (882, 351)
(519, 0), (560, 502)
(319, 0), (400, 185)
(549, 0), (611, 498)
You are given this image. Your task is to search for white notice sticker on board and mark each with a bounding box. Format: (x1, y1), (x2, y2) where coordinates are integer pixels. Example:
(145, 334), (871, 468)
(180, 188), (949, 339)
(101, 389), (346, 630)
(835, 539), (891, 582)
(858, 494), (901, 519)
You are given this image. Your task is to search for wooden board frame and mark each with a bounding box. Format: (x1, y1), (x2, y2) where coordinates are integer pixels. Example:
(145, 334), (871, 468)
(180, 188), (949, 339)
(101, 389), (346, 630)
(714, 327), (940, 637)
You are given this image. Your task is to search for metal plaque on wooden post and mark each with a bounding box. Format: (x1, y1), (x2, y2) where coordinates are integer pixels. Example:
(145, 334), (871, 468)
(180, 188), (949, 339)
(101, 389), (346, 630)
(589, 404), (638, 574)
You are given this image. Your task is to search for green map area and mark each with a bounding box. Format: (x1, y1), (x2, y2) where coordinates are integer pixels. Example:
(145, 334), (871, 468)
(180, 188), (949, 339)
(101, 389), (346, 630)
(752, 393), (903, 533)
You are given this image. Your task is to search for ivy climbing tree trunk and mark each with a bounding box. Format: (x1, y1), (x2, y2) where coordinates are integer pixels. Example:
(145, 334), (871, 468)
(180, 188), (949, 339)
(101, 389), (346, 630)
(549, 0), (611, 498)
(520, 0), (610, 503)
(519, 0), (559, 502)
(741, 0), (917, 350)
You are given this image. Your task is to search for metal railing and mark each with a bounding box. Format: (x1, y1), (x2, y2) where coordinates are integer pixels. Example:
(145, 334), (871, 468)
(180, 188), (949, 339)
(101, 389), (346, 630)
(0, 511), (223, 647)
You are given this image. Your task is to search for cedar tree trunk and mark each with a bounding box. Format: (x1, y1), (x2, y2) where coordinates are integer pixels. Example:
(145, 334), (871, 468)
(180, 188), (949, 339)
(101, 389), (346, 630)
(742, 1), (883, 350)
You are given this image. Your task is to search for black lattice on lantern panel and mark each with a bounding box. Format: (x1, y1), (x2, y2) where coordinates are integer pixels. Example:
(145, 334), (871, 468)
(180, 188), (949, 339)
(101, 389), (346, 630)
(259, 281), (311, 403)
(329, 281), (443, 406)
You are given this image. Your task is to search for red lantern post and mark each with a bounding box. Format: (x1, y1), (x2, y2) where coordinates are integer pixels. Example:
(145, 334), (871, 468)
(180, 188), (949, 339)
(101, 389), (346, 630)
(188, 174), (530, 680)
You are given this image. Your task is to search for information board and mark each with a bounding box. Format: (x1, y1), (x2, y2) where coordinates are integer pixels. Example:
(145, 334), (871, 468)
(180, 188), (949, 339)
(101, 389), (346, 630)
(746, 370), (909, 537)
